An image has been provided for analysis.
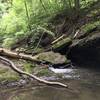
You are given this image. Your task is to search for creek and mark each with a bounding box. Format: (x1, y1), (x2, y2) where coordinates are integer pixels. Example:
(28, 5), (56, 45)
(0, 67), (100, 100)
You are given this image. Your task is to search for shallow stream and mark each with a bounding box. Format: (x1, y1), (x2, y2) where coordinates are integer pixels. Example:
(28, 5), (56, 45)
(0, 67), (100, 100)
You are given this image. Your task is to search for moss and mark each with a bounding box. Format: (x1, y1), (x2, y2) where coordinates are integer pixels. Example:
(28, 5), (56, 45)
(38, 53), (58, 63)
(81, 21), (100, 34)
(0, 70), (20, 81)
(23, 62), (36, 73)
(0, 68), (9, 74)
(37, 51), (68, 64)
(52, 38), (71, 49)
(25, 47), (44, 54)
(0, 74), (19, 82)
(36, 69), (52, 77)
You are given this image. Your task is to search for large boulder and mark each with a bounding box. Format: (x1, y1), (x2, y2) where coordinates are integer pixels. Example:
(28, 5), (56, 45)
(36, 51), (70, 64)
(68, 32), (100, 67)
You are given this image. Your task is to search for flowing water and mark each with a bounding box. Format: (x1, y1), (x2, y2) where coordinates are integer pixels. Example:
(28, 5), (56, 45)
(0, 67), (100, 100)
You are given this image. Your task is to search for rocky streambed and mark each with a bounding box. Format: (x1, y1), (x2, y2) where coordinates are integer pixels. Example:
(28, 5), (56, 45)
(0, 66), (100, 100)
(0, 51), (71, 88)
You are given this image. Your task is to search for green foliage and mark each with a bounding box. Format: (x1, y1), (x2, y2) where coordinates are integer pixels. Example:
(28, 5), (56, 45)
(23, 62), (35, 73)
(0, 0), (99, 48)
(0, 0), (11, 17)
(0, 67), (20, 81)
(0, 71), (20, 81)
(2, 37), (16, 48)
(52, 38), (72, 50)
(15, 31), (25, 38)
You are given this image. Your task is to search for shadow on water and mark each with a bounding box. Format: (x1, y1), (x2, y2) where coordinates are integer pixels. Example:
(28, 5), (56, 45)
(0, 66), (100, 100)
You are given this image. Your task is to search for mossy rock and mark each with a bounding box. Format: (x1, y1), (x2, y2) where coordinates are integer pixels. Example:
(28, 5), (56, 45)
(37, 51), (70, 64)
(76, 20), (100, 39)
(51, 37), (72, 55)
(52, 38), (72, 50)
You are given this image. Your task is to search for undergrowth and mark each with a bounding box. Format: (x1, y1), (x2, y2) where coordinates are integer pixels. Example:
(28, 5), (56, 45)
(0, 0), (99, 49)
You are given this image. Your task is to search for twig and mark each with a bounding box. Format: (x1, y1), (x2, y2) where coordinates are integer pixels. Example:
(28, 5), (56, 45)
(32, 32), (44, 54)
(0, 56), (68, 88)
(51, 34), (66, 44)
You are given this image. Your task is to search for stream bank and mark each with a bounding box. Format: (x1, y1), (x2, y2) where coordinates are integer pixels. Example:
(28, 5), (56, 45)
(0, 51), (71, 88)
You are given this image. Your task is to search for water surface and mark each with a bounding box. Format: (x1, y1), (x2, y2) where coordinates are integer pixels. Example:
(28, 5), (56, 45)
(0, 67), (100, 100)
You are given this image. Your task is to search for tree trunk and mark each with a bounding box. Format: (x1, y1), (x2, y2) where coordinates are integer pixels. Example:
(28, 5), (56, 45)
(74, 0), (80, 17)
(74, 0), (80, 11)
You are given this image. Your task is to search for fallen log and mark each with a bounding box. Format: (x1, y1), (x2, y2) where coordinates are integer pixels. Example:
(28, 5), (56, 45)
(0, 48), (42, 64)
(52, 38), (72, 55)
(0, 56), (68, 88)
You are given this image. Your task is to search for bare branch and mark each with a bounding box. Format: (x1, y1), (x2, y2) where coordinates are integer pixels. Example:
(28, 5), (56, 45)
(0, 56), (68, 88)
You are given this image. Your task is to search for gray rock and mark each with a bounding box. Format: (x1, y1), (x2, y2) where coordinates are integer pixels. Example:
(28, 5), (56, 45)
(37, 51), (69, 64)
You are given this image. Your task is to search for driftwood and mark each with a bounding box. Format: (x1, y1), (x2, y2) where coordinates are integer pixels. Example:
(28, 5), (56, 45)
(51, 34), (66, 45)
(0, 56), (68, 88)
(0, 48), (42, 64)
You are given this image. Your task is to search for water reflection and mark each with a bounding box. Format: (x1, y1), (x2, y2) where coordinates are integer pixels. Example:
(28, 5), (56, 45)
(0, 67), (100, 100)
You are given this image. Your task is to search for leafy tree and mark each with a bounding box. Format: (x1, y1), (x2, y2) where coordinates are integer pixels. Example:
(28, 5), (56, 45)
(0, 0), (99, 48)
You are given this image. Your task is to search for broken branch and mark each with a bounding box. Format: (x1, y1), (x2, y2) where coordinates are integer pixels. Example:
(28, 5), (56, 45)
(0, 56), (68, 88)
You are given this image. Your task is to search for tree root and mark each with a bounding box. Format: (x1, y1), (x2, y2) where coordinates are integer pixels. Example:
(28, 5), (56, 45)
(0, 56), (68, 88)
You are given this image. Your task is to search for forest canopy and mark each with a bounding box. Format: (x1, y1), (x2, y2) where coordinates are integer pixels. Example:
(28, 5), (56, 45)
(0, 0), (99, 49)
